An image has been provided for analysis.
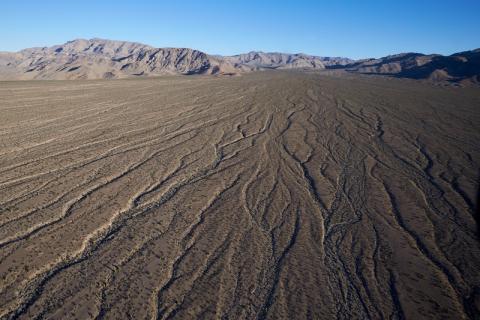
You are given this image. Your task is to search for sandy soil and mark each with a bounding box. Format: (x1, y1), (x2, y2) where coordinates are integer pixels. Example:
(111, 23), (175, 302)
(0, 71), (479, 319)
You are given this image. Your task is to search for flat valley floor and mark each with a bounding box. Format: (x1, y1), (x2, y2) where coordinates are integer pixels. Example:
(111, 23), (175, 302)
(0, 72), (479, 319)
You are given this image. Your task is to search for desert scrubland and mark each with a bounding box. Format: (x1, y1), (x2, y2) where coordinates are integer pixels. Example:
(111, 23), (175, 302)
(0, 71), (479, 319)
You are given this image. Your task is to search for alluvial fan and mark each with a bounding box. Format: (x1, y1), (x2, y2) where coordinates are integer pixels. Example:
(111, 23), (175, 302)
(0, 71), (479, 319)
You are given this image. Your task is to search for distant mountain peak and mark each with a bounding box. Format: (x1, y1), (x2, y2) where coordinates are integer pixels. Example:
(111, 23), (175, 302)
(0, 38), (353, 80)
(4, 38), (477, 83)
(343, 49), (480, 84)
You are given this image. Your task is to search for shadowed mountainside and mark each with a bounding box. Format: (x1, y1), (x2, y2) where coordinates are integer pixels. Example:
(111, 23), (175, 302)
(343, 49), (480, 84)
(0, 39), (213, 80)
(1, 38), (478, 83)
(0, 38), (352, 80)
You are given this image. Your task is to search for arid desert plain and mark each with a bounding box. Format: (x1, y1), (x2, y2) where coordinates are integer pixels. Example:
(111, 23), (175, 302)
(0, 71), (479, 319)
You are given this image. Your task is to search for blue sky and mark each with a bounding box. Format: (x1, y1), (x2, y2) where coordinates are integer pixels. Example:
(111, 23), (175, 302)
(1, 1), (479, 59)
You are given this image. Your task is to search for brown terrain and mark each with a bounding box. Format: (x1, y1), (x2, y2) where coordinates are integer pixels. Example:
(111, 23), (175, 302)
(344, 49), (480, 85)
(0, 71), (480, 319)
(0, 38), (351, 80)
(1, 38), (478, 85)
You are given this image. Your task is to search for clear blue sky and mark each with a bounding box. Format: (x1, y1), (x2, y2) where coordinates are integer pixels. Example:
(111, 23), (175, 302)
(1, 1), (479, 59)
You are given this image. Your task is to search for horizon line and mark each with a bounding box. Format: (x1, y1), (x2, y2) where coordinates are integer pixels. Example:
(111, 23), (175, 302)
(1, 37), (478, 60)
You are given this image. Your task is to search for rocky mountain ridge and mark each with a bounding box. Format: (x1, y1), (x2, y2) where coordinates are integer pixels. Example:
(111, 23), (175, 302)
(1, 38), (478, 83)
(343, 49), (480, 84)
(0, 38), (352, 80)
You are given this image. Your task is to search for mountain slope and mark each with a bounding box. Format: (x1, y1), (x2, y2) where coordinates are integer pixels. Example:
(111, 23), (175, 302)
(343, 49), (480, 84)
(0, 39), (351, 80)
(0, 39), (213, 80)
(217, 51), (352, 70)
(2, 38), (478, 83)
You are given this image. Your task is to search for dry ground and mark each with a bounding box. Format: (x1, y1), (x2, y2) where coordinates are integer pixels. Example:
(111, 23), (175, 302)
(0, 72), (479, 319)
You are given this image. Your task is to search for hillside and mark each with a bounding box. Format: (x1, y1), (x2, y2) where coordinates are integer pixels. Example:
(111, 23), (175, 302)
(0, 39), (213, 79)
(1, 39), (478, 83)
(0, 38), (351, 80)
(343, 49), (480, 84)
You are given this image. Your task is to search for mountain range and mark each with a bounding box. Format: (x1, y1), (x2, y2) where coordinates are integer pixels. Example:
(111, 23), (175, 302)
(0, 38), (351, 80)
(344, 49), (480, 84)
(0, 38), (478, 83)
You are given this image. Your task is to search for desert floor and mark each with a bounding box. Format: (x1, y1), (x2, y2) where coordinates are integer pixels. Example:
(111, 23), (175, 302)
(1, 71), (479, 319)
